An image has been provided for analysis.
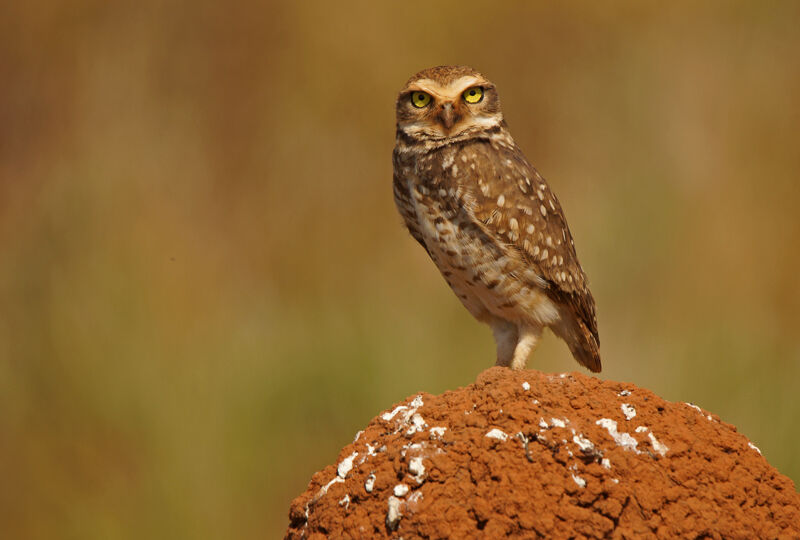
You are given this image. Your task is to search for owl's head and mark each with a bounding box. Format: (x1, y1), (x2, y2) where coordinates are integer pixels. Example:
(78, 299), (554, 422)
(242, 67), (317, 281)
(396, 65), (503, 141)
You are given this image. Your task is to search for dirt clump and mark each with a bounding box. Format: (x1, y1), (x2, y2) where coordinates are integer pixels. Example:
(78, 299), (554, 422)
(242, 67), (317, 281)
(286, 367), (800, 538)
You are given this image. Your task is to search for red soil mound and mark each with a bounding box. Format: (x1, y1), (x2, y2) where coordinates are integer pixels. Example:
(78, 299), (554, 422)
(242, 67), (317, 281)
(286, 368), (800, 538)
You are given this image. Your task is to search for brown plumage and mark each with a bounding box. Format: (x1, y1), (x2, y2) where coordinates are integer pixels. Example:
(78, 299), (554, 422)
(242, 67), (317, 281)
(392, 65), (601, 372)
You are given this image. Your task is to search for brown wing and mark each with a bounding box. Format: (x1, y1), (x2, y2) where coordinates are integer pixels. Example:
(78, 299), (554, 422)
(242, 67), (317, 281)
(458, 140), (600, 348)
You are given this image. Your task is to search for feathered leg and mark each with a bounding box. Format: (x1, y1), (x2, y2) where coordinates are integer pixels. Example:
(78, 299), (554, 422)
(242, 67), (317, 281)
(510, 326), (543, 370)
(491, 319), (518, 367)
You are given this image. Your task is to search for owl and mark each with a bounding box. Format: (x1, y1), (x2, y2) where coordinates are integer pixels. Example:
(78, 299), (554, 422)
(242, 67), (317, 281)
(392, 65), (601, 372)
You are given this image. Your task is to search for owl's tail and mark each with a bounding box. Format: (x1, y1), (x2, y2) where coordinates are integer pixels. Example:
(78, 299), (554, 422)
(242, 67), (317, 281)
(551, 316), (602, 373)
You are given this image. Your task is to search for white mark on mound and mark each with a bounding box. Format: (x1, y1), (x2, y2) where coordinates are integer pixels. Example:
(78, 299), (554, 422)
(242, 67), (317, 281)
(635, 426), (648, 433)
(572, 474), (587, 488)
(365, 473), (376, 493)
(573, 434), (595, 453)
(403, 442), (425, 455)
(618, 389), (631, 397)
(382, 395), (427, 435)
(337, 452), (358, 478)
(685, 402), (713, 421)
(382, 406), (408, 422)
(409, 456), (426, 482)
(601, 458), (611, 469)
(485, 428), (509, 441)
(386, 496), (403, 531)
(748, 442), (762, 454)
(648, 432), (669, 456)
(322, 477), (343, 496)
(539, 418), (548, 429)
(406, 413), (427, 435)
(551, 417), (567, 428)
(353, 430), (364, 443)
(429, 426), (447, 439)
(522, 381), (531, 391)
(407, 491), (424, 507)
(338, 494), (350, 510)
(596, 419), (639, 453)
(393, 484), (409, 497)
(305, 476), (344, 518)
(621, 403), (636, 420)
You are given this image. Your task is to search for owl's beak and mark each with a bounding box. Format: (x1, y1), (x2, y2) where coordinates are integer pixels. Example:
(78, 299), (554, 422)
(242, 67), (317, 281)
(437, 102), (459, 130)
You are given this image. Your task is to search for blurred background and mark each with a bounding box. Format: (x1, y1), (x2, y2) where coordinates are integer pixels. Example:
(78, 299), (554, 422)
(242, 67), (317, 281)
(1, 1), (799, 537)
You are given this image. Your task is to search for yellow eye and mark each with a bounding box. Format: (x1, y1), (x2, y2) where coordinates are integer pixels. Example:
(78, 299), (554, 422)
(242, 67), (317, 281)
(463, 86), (484, 104)
(411, 91), (432, 108)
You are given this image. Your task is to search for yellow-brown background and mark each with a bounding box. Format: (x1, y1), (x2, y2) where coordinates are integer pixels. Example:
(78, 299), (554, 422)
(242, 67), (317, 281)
(2, 1), (799, 537)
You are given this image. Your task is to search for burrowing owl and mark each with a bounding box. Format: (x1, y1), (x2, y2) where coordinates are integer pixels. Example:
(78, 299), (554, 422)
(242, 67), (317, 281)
(393, 65), (601, 372)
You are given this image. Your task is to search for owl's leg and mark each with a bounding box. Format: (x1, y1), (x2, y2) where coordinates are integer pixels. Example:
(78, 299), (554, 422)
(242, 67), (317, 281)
(509, 326), (543, 370)
(491, 319), (518, 367)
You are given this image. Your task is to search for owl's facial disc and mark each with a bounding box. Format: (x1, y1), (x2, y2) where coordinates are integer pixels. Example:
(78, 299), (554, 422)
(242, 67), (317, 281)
(398, 75), (502, 139)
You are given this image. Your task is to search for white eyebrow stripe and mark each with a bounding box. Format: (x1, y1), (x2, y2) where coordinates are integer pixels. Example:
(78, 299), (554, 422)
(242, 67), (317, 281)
(409, 76), (483, 100)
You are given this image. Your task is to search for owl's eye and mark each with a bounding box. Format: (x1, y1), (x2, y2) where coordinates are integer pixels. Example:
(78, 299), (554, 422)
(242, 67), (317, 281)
(411, 91), (432, 108)
(462, 86), (484, 104)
